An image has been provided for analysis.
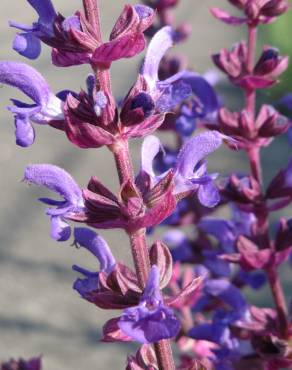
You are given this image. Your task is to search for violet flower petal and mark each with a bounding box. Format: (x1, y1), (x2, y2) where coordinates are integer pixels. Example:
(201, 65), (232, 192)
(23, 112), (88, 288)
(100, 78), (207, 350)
(12, 33), (41, 59)
(175, 131), (223, 179)
(74, 228), (116, 273)
(118, 265), (181, 343)
(14, 115), (35, 147)
(204, 279), (248, 314)
(198, 180), (220, 207)
(50, 216), (71, 241)
(62, 15), (81, 32)
(0, 61), (50, 105)
(27, 0), (56, 25)
(24, 164), (82, 204)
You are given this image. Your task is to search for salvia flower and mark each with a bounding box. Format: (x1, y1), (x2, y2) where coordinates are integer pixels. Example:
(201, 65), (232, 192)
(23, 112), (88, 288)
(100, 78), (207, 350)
(0, 61), (63, 147)
(120, 26), (218, 133)
(24, 164), (84, 241)
(9, 0), (57, 59)
(140, 131), (225, 207)
(118, 265), (181, 343)
(140, 26), (218, 114)
(72, 227), (116, 298)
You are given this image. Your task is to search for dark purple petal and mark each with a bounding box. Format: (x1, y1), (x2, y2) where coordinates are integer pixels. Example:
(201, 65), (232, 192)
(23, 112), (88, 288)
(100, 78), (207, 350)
(50, 216), (71, 241)
(0, 61), (50, 105)
(73, 228), (116, 273)
(204, 279), (248, 314)
(12, 33), (41, 59)
(199, 219), (236, 252)
(27, 0), (56, 25)
(279, 93), (292, 111)
(24, 164), (82, 205)
(14, 115), (35, 147)
(198, 180), (220, 208)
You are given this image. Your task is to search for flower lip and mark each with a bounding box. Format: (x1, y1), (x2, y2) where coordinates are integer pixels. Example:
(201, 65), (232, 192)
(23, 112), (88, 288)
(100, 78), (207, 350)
(0, 61), (50, 105)
(142, 26), (175, 89)
(73, 227), (116, 273)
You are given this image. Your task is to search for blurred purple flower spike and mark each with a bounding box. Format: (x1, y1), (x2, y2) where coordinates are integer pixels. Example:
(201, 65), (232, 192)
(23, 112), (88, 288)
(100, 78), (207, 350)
(141, 131), (225, 207)
(24, 164), (84, 241)
(0, 61), (63, 147)
(73, 227), (116, 298)
(0, 357), (42, 370)
(9, 0), (57, 59)
(118, 265), (181, 343)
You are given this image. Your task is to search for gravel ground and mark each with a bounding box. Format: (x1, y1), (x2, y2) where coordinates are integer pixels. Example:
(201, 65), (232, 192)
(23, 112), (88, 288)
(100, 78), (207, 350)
(0, 1), (290, 369)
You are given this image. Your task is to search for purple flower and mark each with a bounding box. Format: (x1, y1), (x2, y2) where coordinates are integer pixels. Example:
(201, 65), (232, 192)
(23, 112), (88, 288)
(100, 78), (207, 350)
(118, 265), (181, 343)
(199, 205), (255, 253)
(9, 0), (57, 59)
(24, 164), (84, 241)
(204, 279), (248, 315)
(140, 26), (218, 115)
(0, 62), (63, 147)
(140, 131), (225, 207)
(72, 228), (116, 298)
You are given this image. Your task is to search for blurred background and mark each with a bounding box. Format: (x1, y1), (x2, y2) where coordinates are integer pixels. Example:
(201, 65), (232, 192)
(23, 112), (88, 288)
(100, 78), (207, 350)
(0, 1), (291, 369)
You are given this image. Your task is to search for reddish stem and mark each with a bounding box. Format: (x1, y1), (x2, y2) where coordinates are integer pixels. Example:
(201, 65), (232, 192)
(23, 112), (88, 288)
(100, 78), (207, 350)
(247, 146), (262, 185)
(267, 267), (289, 338)
(244, 24), (288, 338)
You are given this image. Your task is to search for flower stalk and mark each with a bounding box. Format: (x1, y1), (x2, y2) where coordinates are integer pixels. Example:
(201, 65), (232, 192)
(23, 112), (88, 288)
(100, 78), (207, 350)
(244, 19), (289, 340)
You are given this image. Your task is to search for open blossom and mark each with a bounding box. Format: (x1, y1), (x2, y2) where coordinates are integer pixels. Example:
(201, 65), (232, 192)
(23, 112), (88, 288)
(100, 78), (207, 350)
(72, 228), (116, 298)
(140, 131), (225, 207)
(0, 62), (63, 147)
(64, 26), (218, 149)
(23, 164), (84, 241)
(10, 1), (154, 67)
(9, 0), (57, 59)
(118, 265), (181, 344)
(136, 26), (218, 115)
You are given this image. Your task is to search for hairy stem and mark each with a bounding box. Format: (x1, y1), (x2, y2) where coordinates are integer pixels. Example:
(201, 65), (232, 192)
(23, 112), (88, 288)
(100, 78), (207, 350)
(244, 24), (288, 338)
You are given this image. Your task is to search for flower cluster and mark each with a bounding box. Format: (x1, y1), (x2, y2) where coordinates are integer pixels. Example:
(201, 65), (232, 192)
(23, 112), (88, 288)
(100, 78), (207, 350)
(1, 0), (292, 369)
